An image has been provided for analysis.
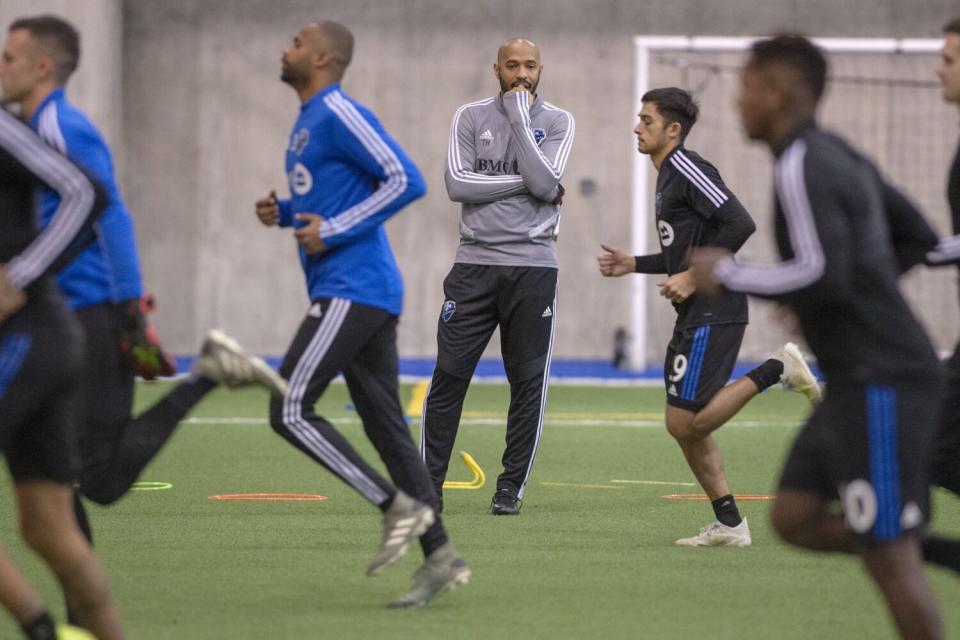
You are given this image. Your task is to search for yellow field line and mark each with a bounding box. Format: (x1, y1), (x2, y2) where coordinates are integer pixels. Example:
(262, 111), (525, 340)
(610, 479), (698, 487)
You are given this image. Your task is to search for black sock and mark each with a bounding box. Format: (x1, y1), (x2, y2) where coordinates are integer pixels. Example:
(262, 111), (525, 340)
(711, 494), (742, 527)
(922, 535), (960, 574)
(745, 358), (784, 392)
(21, 610), (55, 640)
(419, 519), (449, 557)
(380, 492), (396, 513)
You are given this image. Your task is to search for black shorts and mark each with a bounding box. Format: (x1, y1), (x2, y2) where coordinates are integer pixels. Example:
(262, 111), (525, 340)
(74, 303), (135, 474)
(931, 342), (960, 491)
(0, 293), (83, 484)
(664, 323), (745, 411)
(435, 263), (557, 383)
(779, 377), (941, 543)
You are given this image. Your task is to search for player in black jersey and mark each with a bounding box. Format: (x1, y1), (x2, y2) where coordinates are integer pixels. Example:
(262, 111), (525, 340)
(598, 87), (820, 547)
(0, 108), (124, 639)
(692, 36), (947, 639)
(927, 17), (960, 498)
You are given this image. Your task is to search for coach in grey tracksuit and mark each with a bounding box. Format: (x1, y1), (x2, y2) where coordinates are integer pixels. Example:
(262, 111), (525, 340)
(419, 38), (575, 515)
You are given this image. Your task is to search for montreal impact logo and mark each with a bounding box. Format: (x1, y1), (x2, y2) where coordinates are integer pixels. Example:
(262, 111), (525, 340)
(442, 300), (457, 322)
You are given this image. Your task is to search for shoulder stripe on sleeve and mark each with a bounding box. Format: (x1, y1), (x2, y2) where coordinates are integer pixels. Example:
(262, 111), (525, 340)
(670, 151), (728, 208)
(542, 102), (576, 177)
(0, 110), (95, 289)
(319, 91), (406, 237)
(717, 139), (826, 295)
(38, 102), (68, 153)
(447, 97), (524, 186)
(927, 234), (960, 264)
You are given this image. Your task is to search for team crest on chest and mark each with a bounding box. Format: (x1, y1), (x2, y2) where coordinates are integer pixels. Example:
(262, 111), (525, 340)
(290, 162), (313, 195)
(533, 128), (546, 145)
(289, 128), (310, 155)
(657, 220), (675, 247)
(441, 300), (457, 322)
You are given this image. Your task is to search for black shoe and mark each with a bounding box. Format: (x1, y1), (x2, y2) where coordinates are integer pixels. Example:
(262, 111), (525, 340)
(490, 490), (521, 515)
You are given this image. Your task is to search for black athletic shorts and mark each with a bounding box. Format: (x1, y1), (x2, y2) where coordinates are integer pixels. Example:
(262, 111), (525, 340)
(435, 263), (557, 383)
(0, 291), (83, 484)
(779, 376), (941, 543)
(664, 322), (745, 411)
(74, 303), (135, 471)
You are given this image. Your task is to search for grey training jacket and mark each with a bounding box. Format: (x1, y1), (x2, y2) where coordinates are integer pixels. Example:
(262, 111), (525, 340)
(445, 91), (575, 267)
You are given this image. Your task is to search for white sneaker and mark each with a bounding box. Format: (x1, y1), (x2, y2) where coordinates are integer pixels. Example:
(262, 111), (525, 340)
(675, 517), (752, 547)
(367, 490), (435, 576)
(387, 543), (471, 608)
(778, 342), (822, 406)
(193, 330), (287, 396)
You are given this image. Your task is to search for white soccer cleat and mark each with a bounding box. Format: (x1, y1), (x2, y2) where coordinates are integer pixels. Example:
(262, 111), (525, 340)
(367, 490), (435, 576)
(193, 329), (287, 396)
(778, 342), (822, 406)
(387, 543), (471, 608)
(675, 518), (752, 547)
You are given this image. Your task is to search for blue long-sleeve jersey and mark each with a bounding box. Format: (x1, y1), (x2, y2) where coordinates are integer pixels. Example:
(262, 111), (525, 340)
(32, 88), (143, 309)
(276, 83), (426, 315)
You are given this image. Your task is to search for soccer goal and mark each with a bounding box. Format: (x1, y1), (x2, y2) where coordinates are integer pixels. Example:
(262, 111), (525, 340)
(629, 35), (952, 369)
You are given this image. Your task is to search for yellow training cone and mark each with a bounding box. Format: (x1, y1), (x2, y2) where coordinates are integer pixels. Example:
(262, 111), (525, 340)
(443, 451), (485, 490)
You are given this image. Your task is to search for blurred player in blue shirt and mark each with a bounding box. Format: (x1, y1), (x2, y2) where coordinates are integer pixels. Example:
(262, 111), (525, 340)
(0, 16), (286, 627)
(255, 20), (469, 608)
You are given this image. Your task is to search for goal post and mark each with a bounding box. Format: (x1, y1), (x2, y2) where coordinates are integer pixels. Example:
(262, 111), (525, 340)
(629, 35), (948, 370)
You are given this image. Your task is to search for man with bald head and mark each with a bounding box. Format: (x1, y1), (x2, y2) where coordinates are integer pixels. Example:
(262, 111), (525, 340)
(690, 35), (948, 638)
(255, 20), (469, 608)
(420, 38), (575, 516)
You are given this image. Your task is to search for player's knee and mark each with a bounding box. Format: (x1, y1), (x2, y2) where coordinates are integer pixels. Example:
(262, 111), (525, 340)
(665, 416), (696, 441)
(20, 516), (66, 559)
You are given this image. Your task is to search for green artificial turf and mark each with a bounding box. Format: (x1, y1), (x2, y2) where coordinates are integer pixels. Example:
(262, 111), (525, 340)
(0, 382), (957, 639)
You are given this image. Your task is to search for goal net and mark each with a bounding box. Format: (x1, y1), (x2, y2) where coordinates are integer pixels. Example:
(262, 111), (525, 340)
(630, 36), (956, 367)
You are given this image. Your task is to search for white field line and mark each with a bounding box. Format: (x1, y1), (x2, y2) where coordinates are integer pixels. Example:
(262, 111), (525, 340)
(182, 416), (800, 429)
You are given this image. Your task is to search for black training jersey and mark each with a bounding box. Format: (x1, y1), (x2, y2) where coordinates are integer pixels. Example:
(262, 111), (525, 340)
(655, 146), (754, 328)
(715, 122), (939, 381)
(0, 108), (103, 297)
(950, 141), (960, 238)
(922, 137), (960, 281)
(949, 142), (960, 294)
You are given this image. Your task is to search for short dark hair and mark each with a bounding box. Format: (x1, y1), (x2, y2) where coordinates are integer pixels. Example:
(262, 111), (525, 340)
(316, 20), (353, 72)
(641, 87), (699, 141)
(9, 15), (80, 85)
(749, 34), (827, 103)
(945, 17), (960, 36)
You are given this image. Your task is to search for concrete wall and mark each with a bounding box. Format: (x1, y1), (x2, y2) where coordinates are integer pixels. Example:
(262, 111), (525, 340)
(0, 0), (123, 148)
(9, 0), (960, 362)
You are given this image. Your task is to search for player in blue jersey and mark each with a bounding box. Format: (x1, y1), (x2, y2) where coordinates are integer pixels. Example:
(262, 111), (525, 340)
(255, 20), (469, 608)
(0, 14), (287, 624)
